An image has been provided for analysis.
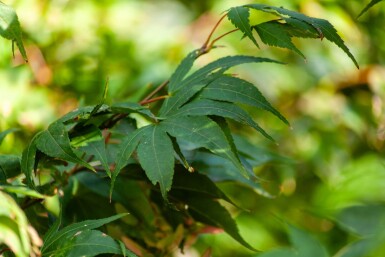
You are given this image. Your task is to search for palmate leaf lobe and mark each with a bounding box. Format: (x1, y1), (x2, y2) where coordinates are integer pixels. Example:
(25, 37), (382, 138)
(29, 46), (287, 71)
(227, 6), (259, 47)
(358, 0), (383, 18)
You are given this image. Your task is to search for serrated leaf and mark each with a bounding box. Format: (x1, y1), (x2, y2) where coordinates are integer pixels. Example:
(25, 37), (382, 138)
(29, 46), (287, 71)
(35, 122), (95, 171)
(172, 99), (273, 140)
(47, 230), (135, 257)
(110, 102), (156, 120)
(186, 196), (256, 251)
(227, 6), (259, 47)
(200, 76), (289, 125)
(21, 132), (41, 188)
(283, 18), (320, 38)
(0, 155), (21, 181)
(245, 4), (359, 68)
(0, 2), (27, 61)
(358, 0), (383, 18)
(180, 55), (281, 92)
(161, 116), (248, 178)
(41, 213), (127, 255)
(0, 128), (19, 146)
(112, 126), (149, 196)
(253, 21), (305, 58)
(86, 138), (111, 177)
(58, 106), (95, 124)
(137, 125), (174, 199)
(168, 49), (200, 93)
(159, 73), (221, 117)
(171, 171), (236, 206)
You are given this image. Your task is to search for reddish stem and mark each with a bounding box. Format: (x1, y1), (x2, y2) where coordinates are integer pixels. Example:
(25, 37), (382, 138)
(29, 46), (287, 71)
(202, 13), (228, 49)
(141, 79), (169, 103)
(140, 95), (168, 105)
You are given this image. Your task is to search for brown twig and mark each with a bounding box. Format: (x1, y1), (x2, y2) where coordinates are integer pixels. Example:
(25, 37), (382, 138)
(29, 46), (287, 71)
(140, 95), (169, 105)
(208, 28), (239, 49)
(202, 13), (228, 49)
(140, 80), (169, 104)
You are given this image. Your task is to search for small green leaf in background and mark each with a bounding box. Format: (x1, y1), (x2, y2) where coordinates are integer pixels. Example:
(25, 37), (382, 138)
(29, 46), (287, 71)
(137, 125), (174, 199)
(35, 121), (95, 171)
(358, 0), (383, 18)
(0, 191), (32, 257)
(0, 185), (45, 199)
(227, 6), (259, 47)
(41, 213), (130, 256)
(0, 2), (27, 61)
(0, 128), (19, 146)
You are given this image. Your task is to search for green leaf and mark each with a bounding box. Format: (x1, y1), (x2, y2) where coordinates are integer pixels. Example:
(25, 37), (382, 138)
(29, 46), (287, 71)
(137, 125), (175, 199)
(85, 138), (111, 177)
(21, 132), (41, 188)
(0, 2), (27, 61)
(159, 73), (221, 117)
(200, 76), (289, 125)
(48, 230), (135, 257)
(253, 21), (305, 58)
(168, 49), (200, 93)
(172, 99), (273, 140)
(110, 102), (156, 120)
(0, 191), (31, 257)
(41, 213), (127, 255)
(227, 6), (259, 47)
(35, 121), (95, 171)
(358, 0), (383, 18)
(161, 116), (248, 178)
(258, 249), (297, 257)
(112, 126), (149, 196)
(0, 185), (45, 199)
(171, 171), (236, 206)
(0, 155), (21, 181)
(0, 128), (19, 146)
(244, 4), (359, 68)
(186, 196), (256, 251)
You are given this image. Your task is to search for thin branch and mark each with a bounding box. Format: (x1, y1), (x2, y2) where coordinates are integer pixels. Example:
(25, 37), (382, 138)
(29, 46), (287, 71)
(140, 95), (169, 105)
(140, 79), (169, 103)
(202, 13), (228, 49)
(208, 28), (239, 49)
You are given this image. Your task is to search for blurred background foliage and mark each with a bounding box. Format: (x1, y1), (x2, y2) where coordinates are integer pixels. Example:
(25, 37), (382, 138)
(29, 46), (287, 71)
(1, 0), (385, 256)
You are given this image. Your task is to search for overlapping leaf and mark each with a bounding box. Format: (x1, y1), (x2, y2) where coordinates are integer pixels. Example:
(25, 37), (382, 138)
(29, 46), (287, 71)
(227, 4), (358, 68)
(110, 102), (156, 120)
(167, 49), (200, 93)
(171, 99), (273, 140)
(137, 125), (174, 199)
(160, 116), (248, 177)
(21, 132), (42, 188)
(227, 6), (259, 47)
(0, 2), (27, 61)
(160, 56), (281, 116)
(41, 213), (128, 255)
(35, 121), (95, 171)
(0, 155), (21, 181)
(199, 76), (289, 125)
(186, 196), (256, 251)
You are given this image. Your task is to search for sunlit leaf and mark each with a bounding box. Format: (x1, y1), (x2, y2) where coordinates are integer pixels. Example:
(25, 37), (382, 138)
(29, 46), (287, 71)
(161, 116), (248, 177)
(0, 185), (45, 199)
(0, 2), (27, 61)
(358, 0), (383, 18)
(244, 4), (359, 68)
(137, 125), (174, 199)
(172, 99), (273, 140)
(35, 122), (95, 171)
(0, 191), (31, 257)
(253, 21), (305, 58)
(200, 76), (289, 125)
(41, 213), (127, 255)
(227, 6), (259, 47)
(186, 196), (256, 251)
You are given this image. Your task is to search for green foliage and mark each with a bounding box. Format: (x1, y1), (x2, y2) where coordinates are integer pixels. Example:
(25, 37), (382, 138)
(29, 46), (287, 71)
(0, 2), (27, 61)
(358, 0), (384, 18)
(2, 1), (383, 257)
